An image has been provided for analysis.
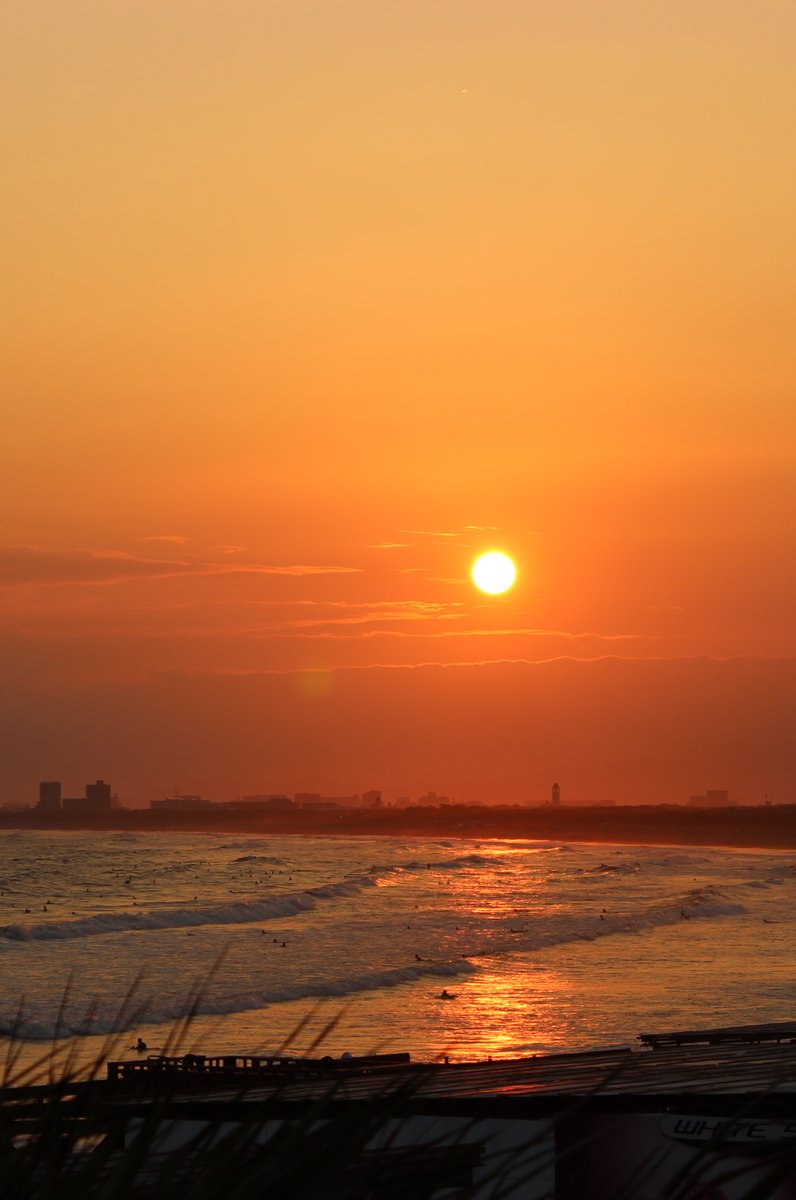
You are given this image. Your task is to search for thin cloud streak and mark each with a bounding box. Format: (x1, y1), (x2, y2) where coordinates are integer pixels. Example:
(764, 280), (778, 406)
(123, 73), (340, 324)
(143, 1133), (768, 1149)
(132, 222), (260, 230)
(261, 612), (467, 633)
(3, 611), (469, 641)
(0, 546), (360, 586)
(271, 627), (649, 642)
(397, 524), (501, 541)
(136, 534), (190, 545)
(399, 529), (459, 539)
(164, 652), (790, 679)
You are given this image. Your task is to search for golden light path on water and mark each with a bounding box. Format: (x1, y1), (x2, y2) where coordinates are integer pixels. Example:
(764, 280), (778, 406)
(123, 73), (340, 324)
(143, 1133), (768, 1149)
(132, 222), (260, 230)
(1, 833), (795, 1080)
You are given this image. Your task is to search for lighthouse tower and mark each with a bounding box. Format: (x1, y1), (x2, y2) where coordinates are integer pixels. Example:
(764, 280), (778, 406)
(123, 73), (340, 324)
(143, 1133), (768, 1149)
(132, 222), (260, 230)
(551, 782), (560, 807)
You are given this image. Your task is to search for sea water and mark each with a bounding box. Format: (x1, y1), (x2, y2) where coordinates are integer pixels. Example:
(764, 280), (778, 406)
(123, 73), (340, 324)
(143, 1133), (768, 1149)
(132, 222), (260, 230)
(1, 829), (794, 1080)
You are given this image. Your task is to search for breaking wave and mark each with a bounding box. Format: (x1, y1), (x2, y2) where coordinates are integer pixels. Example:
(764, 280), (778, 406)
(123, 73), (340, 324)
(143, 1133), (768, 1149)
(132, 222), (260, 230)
(0, 877), (378, 942)
(231, 855), (285, 865)
(460, 889), (746, 959)
(0, 958), (478, 1041)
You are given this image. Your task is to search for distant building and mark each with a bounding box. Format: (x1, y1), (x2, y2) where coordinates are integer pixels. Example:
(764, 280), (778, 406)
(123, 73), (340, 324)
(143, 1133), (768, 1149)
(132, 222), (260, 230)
(294, 793), (359, 808)
(417, 791), (452, 806)
(362, 790), (382, 808)
(687, 790), (732, 808)
(219, 796), (295, 811)
(240, 794), (292, 805)
(151, 795), (213, 812)
(253, 796), (294, 810)
(37, 781), (62, 812)
(86, 779), (112, 808)
(63, 796), (101, 815)
(60, 779), (113, 815)
(551, 783), (561, 807)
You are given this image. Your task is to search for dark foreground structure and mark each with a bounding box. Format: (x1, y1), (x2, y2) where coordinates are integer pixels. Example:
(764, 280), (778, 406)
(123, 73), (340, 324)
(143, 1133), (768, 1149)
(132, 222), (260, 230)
(5, 1023), (796, 1197)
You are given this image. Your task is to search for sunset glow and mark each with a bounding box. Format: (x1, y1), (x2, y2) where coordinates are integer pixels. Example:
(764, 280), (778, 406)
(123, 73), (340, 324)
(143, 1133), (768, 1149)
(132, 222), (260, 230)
(0, 1), (794, 808)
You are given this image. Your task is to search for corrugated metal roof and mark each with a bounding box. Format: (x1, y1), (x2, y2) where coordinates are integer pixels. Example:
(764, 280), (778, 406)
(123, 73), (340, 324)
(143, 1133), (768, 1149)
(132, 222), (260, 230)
(639, 1020), (796, 1047)
(103, 1030), (796, 1106)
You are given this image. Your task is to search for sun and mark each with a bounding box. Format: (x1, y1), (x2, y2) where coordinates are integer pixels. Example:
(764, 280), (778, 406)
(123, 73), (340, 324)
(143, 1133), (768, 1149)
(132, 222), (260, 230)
(471, 551), (516, 595)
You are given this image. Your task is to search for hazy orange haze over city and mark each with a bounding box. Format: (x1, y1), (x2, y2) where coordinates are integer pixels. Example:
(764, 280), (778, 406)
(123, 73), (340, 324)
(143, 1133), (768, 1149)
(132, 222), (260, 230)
(1, 1), (794, 806)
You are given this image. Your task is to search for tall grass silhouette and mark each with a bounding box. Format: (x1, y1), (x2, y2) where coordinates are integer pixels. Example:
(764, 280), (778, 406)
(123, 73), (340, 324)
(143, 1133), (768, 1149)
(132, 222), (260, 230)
(3, 975), (796, 1198)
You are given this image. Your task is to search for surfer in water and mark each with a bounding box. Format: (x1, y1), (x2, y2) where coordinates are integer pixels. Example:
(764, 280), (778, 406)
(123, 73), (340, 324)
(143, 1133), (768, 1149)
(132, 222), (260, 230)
(135, 1037), (148, 1052)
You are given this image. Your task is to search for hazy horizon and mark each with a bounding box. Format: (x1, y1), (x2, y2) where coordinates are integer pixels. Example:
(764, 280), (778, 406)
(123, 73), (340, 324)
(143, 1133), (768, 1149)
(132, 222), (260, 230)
(4, 656), (793, 809)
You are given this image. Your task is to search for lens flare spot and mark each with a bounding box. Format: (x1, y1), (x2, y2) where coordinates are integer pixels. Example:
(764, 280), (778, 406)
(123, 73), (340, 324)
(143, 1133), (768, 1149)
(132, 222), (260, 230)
(296, 669), (334, 698)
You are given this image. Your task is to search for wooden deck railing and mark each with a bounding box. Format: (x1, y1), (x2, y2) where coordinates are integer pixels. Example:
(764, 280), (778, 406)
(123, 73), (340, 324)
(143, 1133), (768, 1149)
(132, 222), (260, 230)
(106, 1051), (411, 1083)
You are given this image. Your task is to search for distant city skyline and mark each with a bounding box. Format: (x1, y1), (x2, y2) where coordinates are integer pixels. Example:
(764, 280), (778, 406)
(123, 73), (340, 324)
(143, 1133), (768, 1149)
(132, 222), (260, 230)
(21, 776), (748, 813)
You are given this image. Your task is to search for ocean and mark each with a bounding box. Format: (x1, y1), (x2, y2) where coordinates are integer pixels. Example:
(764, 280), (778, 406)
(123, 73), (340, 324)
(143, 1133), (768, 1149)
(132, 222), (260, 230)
(1, 829), (794, 1080)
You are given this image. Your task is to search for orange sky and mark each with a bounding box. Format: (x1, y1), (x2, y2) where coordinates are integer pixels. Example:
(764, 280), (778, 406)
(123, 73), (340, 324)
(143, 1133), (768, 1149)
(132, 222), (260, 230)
(2, 2), (794, 806)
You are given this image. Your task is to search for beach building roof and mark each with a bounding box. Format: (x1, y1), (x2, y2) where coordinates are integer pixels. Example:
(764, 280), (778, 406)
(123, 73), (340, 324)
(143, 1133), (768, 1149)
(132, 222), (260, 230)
(97, 1022), (796, 1106)
(7, 1026), (796, 1199)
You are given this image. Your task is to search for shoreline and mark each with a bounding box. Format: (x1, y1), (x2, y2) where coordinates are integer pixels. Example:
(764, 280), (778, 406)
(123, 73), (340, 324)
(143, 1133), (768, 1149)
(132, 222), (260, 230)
(2, 804), (796, 851)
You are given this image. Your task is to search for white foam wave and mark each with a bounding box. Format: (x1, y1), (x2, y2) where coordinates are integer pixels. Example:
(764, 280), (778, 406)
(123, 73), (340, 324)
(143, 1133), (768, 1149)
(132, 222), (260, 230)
(646, 853), (711, 868)
(588, 862), (641, 874)
(0, 877), (377, 942)
(231, 855), (284, 865)
(216, 841), (270, 852)
(0, 958), (478, 1041)
(462, 892), (746, 959)
(376, 852), (495, 880)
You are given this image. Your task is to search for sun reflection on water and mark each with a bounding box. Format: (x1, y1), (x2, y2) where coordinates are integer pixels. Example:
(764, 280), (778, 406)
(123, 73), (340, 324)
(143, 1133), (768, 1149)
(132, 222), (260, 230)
(421, 956), (583, 1060)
